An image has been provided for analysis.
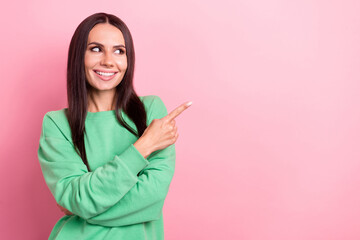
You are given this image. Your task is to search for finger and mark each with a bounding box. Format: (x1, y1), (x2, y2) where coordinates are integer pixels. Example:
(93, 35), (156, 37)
(165, 101), (192, 122)
(169, 126), (177, 139)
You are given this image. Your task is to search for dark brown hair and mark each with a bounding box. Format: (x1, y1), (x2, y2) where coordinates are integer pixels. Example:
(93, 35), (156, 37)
(66, 12), (147, 171)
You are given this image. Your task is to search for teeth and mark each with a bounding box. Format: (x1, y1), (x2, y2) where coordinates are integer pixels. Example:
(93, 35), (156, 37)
(96, 71), (115, 76)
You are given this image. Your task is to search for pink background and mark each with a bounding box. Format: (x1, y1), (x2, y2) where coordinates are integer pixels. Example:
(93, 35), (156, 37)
(1, 0), (360, 239)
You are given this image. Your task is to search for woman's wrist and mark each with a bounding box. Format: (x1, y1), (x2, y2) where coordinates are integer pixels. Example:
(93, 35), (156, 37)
(133, 137), (153, 159)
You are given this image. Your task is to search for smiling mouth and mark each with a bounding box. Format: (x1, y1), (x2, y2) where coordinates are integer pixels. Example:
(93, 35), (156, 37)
(93, 70), (118, 81)
(93, 70), (118, 76)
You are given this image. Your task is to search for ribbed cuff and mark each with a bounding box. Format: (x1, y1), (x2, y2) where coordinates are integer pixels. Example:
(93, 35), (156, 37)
(116, 144), (149, 175)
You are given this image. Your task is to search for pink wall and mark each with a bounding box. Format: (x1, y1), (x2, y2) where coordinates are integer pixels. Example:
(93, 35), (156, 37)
(1, 0), (360, 239)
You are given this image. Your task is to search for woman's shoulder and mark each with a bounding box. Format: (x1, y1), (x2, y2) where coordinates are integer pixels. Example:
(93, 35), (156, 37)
(41, 108), (71, 141)
(139, 95), (163, 104)
(139, 95), (166, 110)
(138, 95), (168, 121)
(44, 108), (67, 119)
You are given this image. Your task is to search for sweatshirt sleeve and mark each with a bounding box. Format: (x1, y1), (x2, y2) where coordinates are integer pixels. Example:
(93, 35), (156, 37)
(38, 114), (150, 220)
(86, 95), (176, 227)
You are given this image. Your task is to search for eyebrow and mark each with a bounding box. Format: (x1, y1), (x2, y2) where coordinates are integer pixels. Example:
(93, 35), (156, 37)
(88, 41), (126, 48)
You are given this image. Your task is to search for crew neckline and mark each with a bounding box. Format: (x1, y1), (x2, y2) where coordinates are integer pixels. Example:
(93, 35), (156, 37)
(64, 95), (146, 120)
(86, 109), (118, 120)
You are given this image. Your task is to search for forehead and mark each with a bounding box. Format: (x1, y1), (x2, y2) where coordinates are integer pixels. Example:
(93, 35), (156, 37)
(87, 23), (125, 45)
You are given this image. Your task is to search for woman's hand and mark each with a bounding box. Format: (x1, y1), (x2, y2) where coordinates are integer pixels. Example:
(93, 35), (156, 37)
(134, 101), (192, 158)
(57, 203), (73, 216)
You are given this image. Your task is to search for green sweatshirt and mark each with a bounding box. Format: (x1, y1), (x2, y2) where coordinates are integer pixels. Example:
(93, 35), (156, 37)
(37, 95), (176, 240)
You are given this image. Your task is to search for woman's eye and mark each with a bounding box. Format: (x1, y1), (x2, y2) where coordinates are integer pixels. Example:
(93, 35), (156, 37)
(91, 47), (100, 52)
(90, 47), (125, 54)
(115, 49), (125, 54)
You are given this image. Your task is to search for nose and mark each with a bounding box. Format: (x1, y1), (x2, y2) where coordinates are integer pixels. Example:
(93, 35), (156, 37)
(100, 51), (114, 67)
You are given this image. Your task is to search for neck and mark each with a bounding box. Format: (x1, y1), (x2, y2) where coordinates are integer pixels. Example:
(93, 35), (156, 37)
(87, 89), (117, 112)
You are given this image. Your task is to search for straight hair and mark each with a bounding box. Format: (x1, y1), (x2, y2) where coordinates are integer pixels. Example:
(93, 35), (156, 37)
(66, 12), (147, 171)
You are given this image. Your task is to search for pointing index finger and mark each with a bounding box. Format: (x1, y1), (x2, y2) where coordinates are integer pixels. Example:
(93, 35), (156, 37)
(165, 101), (192, 121)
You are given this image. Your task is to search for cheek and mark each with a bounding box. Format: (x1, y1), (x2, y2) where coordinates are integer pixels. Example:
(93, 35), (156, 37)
(84, 53), (97, 69)
(116, 59), (128, 71)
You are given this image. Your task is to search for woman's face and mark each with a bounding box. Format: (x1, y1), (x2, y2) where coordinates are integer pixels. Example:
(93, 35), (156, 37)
(84, 23), (128, 93)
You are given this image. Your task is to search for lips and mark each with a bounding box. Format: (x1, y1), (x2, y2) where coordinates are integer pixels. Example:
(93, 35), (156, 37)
(94, 69), (118, 73)
(93, 70), (118, 81)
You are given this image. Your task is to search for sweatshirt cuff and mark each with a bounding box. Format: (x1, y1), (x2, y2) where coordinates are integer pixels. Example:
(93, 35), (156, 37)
(116, 144), (149, 175)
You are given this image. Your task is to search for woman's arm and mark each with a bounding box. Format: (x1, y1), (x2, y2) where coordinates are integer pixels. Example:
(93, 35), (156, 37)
(86, 143), (175, 226)
(85, 96), (192, 226)
(39, 96), (186, 223)
(38, 122), (150, 220)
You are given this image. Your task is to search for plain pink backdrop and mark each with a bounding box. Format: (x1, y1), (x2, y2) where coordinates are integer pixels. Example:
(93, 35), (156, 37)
(1, 0), (360, 239)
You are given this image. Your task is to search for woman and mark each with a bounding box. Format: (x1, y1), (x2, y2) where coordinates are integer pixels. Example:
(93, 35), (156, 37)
(38, 12), (191, 239)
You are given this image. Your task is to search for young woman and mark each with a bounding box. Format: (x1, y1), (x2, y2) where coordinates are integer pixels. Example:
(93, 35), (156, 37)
(38, 12), (191, 239)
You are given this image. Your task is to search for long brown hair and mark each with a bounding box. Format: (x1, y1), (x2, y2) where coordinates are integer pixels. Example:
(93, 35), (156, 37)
(66, 12), (147, 171)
